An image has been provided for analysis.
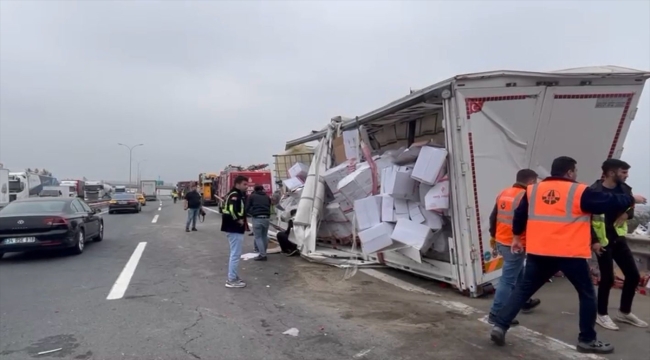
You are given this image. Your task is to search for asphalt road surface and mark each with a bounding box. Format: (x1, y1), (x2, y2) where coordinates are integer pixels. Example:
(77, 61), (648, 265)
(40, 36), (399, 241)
(1, 199), (648, 360)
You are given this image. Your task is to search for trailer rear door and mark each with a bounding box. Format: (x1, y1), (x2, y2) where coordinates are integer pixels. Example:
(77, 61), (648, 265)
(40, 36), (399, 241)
(530, 85), (644, 183)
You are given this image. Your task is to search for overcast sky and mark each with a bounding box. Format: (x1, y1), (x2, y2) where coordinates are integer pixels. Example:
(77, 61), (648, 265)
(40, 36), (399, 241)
(0, 1), (648, 194)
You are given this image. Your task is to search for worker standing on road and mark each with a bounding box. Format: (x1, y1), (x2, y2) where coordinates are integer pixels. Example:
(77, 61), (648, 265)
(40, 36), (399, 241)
(247, 185), (272, 261)
(184, 183), (201, 232)
(490, 156), (641, 354)
(590, 159), (648, 330)
(487, 169), (541, 326)
(221, 175), (249, 288)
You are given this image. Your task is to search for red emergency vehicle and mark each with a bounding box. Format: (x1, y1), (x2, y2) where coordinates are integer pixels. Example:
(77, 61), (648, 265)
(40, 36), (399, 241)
(216, 164), (273, 208)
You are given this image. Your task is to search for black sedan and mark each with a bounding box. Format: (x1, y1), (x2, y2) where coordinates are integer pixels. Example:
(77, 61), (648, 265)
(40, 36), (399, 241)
(108, 194), (141, 214)
(0, 197), (104, 259)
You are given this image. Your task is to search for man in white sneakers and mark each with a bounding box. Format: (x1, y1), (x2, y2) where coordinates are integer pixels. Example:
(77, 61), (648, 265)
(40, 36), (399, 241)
(591, 159), (648, 330)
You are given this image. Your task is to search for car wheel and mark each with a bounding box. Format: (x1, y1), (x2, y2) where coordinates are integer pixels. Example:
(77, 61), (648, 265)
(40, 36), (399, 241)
(0, 252), (4, 260)
(71, 229), (85, 255)
(109, 210), (114, 214)
(94, 221), (104, 242)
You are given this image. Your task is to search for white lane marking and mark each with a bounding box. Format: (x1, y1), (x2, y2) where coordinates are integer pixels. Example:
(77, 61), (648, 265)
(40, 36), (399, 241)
(158, 207), (161, 211)
(106, 242), (147, 300)
(359, 269), (604, 359)
(152, 215), (159, 223)
(202, 206), (219, 214)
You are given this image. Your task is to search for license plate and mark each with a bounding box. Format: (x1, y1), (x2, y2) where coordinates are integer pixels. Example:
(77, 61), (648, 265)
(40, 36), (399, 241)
(118, 201), (127, 204)
(3, 237), (36, 245)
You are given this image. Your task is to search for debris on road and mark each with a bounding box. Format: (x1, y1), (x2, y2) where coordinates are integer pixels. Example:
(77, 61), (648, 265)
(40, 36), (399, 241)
(241, 253), (259, 260)
(37, 348), (62, 356)
(282, 328), (299, 337)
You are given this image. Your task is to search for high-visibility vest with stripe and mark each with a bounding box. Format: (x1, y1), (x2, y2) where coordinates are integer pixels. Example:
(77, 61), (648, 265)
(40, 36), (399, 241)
(592, 213), (629, 247)
(222, 191), (244, 218)
(525, 181), (591, 258)
(495, 187), (526, 246)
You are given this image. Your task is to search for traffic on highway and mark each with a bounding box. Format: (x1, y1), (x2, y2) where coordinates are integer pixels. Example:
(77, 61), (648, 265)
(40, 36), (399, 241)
(2, 2), (650, 360)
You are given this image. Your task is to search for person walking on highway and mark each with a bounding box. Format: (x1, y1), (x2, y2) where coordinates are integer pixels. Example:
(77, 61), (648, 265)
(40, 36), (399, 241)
(247, 185), (272, 261)
(487, 169), (541, 326)
(184, 183), (201, 232)
(489, 156), (642, 354)
(221, 175), (249, 288)
(590, 159), (648, 330)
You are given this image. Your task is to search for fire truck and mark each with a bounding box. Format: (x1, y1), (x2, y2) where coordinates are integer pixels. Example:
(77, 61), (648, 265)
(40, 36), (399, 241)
(216, 164), (273, 209)
(198, 173), (220, 206)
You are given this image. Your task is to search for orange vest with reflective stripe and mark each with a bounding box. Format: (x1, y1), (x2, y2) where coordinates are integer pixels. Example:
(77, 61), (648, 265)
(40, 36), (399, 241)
(525, 180), (591, 258)
(495, 186), (526, 246)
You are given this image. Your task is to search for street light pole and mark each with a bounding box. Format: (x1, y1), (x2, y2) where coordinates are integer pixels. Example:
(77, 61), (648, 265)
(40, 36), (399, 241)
(118, 143), (144, 187)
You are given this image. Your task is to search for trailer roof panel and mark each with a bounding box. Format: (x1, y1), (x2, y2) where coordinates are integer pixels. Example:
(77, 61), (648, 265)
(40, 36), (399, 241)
(285, 66), (650, 149)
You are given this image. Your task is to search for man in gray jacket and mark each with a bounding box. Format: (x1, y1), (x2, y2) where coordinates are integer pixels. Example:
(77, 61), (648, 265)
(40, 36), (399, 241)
(247, 185), (272, 261)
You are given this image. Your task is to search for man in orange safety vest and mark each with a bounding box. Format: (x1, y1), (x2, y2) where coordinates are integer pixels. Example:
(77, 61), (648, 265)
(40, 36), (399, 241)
(489, 156), (642, 355)
(487, 169), (541, 326)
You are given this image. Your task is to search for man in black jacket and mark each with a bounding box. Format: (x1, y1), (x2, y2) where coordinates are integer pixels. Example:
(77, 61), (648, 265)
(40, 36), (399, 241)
(221, 175), (249, 288)
(590, 159), (648, 330)
(247, 185), (272, 261)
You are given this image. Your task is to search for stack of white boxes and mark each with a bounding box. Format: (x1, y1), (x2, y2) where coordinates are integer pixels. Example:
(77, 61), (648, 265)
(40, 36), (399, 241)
(354, 145), (450, 263)
(282, 162), (310, 191)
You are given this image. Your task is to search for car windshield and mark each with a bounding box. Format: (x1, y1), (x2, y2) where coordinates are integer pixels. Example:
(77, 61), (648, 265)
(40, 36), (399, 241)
(112, 194), (136, 200)
(0, 201), (67, 214)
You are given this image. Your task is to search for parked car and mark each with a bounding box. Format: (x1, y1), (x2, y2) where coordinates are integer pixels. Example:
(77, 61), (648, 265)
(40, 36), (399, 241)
(136, 193), (147, 206)
(0, 197), (104, 258)
(108, 194), (141, 214)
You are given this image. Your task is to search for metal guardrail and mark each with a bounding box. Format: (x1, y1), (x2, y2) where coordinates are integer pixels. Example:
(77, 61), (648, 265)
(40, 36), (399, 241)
(627, 234), (650, 257)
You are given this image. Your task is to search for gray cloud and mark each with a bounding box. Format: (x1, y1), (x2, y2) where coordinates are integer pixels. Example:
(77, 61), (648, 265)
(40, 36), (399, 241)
(1, 0), (649, 194)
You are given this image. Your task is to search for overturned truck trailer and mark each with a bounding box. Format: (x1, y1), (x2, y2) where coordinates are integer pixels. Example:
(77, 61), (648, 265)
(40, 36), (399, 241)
(282, 66), (650, 297)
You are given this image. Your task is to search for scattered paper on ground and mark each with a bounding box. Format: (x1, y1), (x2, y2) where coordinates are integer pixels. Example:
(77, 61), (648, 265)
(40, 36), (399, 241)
(241, 253), (259, 260)
(282, 328), (299, 336)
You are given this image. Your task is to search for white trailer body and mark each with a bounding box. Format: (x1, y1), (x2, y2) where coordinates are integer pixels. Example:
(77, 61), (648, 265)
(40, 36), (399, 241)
(141, 180), (157, 201)
(285, 66), (650, 297)
(0, 168), (9, 208)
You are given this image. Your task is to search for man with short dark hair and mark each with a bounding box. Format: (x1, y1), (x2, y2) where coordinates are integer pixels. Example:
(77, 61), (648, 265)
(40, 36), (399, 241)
(221, 175), (249, 288)
(490, 156), (643, 354)
(184, 183), (201, 232)
(487, 169), (541, 326)
(591, 159), (648, 330)
(247, 185), (272, 261)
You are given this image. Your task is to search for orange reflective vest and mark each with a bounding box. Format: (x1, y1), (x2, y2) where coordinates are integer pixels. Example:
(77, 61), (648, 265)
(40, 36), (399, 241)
(495, 186), (526, 246)
(525, 181), (591, 258)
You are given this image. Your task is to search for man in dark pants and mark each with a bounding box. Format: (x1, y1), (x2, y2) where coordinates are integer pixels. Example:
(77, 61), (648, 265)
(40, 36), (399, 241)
(489, 156), (641, 354)
(247, 185), (272, 261)
(590, 159), (648, 330)
(184, 183), (201, 232)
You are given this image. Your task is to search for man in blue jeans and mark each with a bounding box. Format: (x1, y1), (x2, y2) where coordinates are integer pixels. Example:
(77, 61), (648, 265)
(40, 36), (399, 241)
(487, 169), (541, 325)
(490, 156), (640, 354)
(221, 175), (249, 288)
(247, 185), (272, 261)
(184, 183), (201, 232)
